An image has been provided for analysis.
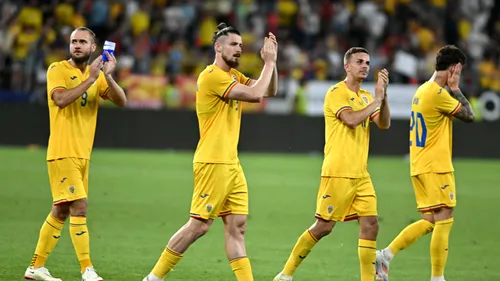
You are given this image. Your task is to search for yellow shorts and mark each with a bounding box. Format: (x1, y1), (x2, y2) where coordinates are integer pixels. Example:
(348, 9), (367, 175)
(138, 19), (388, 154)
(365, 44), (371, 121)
(47, 158), (89, 204)
(190, 163), (248, 220)
(315, 176), (377, 222)
(412, 172), (456, 212)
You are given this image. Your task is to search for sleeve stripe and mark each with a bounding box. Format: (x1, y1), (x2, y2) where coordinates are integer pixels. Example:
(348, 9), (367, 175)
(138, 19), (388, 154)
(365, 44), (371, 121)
(245, 78), (252, 86)
(222, 81), (238, 98)
(370, 109), (381, 120)
(101, 87), (110, 99)
(335, 106), (352, 118)
(49, 86), (66, 97)
(449, 102), (462, 116)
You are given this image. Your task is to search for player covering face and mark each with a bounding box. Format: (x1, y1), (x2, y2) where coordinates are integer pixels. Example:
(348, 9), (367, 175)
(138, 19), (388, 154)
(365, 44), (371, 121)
(375, 45), (474, 281)
(143, 23), (278, 281)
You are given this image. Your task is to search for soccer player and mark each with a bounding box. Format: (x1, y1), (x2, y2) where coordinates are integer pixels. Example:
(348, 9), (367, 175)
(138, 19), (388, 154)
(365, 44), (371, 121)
(142, 23), (278, 281)
(375, 45), (475, 281)
(273, 47), (391, 281)
(24, 27), (126, 281)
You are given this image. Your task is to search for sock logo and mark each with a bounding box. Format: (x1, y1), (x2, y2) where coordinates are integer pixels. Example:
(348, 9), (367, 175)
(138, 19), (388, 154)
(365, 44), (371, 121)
(299, 255), (306, 259)
(53, 235), (61, 239)
(75, 231), (87, 236)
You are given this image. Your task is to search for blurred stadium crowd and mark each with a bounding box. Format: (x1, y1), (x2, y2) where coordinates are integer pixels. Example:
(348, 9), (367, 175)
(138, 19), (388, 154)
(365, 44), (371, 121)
(0, 0), (499, 107)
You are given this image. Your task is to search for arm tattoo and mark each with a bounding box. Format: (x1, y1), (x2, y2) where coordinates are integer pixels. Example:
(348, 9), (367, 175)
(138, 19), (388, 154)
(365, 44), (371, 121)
(451, 89), (475, 122)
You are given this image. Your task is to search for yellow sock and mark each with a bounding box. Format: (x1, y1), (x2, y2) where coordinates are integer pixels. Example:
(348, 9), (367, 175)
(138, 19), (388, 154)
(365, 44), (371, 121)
(230, 257), (253, 281)
(31, 214), (64, 268)
(282, 230), (318, 276)
(69, 216), (92, 272)
(151, 247), (183, 278)
(358, 239), (376, 281)
(388, 219), (434, 256)
(431, 218), (454, 278)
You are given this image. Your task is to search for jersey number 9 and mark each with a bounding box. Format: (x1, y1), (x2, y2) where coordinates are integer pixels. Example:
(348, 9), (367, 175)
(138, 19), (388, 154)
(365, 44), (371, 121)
(410, 111), (427, 147)
(81, 91), (88, 107)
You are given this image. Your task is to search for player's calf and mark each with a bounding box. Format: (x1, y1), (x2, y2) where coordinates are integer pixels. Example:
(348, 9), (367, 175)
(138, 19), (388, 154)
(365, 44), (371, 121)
(431, 207), (454, 280)
(358, 216), (378, 281)
(223, 215), (247, 259)
(144, 218), (214, 281)
(223, 215), (253, 280)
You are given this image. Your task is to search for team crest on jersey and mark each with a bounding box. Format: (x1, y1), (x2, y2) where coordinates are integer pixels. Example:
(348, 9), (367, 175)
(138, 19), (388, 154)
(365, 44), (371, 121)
(232, 74), (237, 81)
(206, 204), (213, 213)
(361, 94), (369, 104)
(327, 205), (334, 214)
(68, 185), (75, 194)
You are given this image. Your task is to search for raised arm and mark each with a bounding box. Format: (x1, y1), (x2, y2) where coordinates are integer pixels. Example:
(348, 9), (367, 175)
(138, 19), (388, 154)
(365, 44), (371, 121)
(227, 34), (277, 102)
(372, 69), (391, 129)
(52, 57), (103, 108)
(101, 52), (127, 107)
(447, 64), (474, 122)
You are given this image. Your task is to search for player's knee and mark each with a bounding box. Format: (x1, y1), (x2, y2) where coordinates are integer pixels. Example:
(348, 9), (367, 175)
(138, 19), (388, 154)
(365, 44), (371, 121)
(196, 222), (211, 237)
(228, 222), (246, 237)
(69, 198), (88, 216)
(51, 203), (70, 221)
(421, 212), (435, 224)
(190, 220), (211, 237)
(433, 207), (453, 221)
(311, 219), (335, 238)
(360, 217), (379, 237)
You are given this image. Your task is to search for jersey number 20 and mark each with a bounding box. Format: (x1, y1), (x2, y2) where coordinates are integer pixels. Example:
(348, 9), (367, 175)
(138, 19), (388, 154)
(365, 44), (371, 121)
(410, 111), (427, 147)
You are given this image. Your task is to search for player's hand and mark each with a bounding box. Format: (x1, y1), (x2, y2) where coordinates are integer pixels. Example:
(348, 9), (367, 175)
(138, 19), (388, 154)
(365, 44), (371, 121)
(375, 68), (389, 101)
(261, 32), (277, 63)
(447, 63), (462, 91)
(89, 56), (103, 81)
(102, 51), (117, 76)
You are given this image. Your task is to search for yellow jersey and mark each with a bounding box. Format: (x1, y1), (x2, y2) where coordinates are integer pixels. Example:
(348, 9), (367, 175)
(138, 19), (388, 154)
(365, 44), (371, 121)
(321, 81), (380, 178)
(193, 65), (251, 164)
(46, 60), (109, 160)
(410, 81), (462, 175)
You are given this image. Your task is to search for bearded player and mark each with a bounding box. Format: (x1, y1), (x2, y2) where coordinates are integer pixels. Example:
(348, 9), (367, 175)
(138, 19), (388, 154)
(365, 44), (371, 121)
(143, 23), (278, 281)
(24, 27), (126, 281)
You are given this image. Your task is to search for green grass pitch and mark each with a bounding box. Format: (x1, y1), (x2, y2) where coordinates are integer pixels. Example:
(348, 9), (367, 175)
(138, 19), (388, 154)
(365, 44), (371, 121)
(1, 146), (499, 280)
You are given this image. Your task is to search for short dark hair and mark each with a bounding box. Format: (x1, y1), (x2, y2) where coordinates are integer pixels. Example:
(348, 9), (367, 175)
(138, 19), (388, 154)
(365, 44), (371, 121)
(212, 23), (241, 44)
(74, 27), (96, 43)
(435, 45), (466, 71)
(344, 47), (369, 64)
